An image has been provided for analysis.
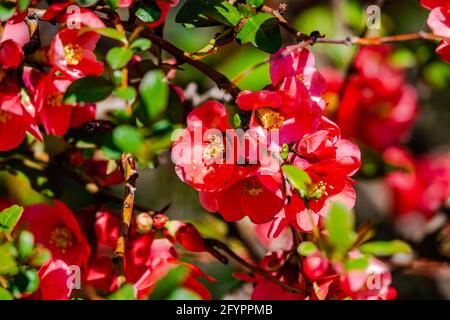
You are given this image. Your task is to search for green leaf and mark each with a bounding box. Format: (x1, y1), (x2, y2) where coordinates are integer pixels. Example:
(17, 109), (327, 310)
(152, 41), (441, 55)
(233, 113), (242, 128)
(246, 0), (264, 8)
(28, 247), (52, 268)
(0, 287), (13, 300)
(106, 47), (134, 70)
(297, 241), (318, 256)
(135, 2), (162, 23)
(325, 203), (356, 256)
(236, 13), (281, 53)
(130, 38), (152, 51)
(0, 205), (23, 234)
(108, 284), (136, 300)
(345, 257), (369, 271)
(139, 70), (169, 121)
(17, 231), (35, 261)
(166, 288), (201, 300)
(112, 125), (145, 154)
(359, 240), (411, 257)
(114, 87), (137, 101)
(10, 269), (40, 298)
(0, 2), (16, 21)
(94, 27), (127, 44)
(0, 246), (17, 275)
(176, 0), (243, 28)
(64, 77), (114, 104)
(107, 0), (117, 9)
(282, 165), (311, 197)
(150, 265), (190, 300)
(18, 0), (30, 12)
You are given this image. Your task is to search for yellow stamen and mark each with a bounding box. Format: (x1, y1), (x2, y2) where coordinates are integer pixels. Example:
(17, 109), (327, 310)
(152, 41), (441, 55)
(255, 107), (284, 130)
(49, 226), (74, 253)
(46, 92), (64, 108)
(203, 134), (225, 163)
(63, 43), (83, 65)
(243, 177), (264, 197)
(0, 110), (12, 124)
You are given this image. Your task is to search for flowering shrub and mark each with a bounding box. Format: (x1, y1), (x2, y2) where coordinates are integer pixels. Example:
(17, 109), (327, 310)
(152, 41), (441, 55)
(0, 0), (449, 301)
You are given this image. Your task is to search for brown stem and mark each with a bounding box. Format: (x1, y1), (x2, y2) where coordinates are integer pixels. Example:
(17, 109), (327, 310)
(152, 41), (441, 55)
(113, 154), (138, 287)
(206, 239), (306, 294)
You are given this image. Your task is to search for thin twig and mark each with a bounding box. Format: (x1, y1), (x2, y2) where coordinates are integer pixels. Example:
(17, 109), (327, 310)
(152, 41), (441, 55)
(113, 154), (138, 287)
(206, 239), (306, 294)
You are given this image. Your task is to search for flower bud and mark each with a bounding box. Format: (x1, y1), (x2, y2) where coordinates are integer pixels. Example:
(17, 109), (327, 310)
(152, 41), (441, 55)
(136, 212), (153, 234)
(153, 213), (169, 229)
(166, 221), (205, 252)
(303, 253), (329, 281)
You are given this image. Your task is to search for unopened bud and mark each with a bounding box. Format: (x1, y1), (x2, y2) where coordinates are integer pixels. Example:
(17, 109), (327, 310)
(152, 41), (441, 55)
(136, 212), (153, 234)
(153, 213), (169, 229)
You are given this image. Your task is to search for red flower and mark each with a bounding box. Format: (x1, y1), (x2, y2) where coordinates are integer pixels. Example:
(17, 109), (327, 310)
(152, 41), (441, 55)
(384, 147), (450, 220)
(49, 28), (103, 79)
(420, 1), (450, 62)
(270, 119), (360, 235)
(335, 46), (417, 150)
(86, 212), (212, 299)
(200, 166), (285, 224)
(35, 72), (96, 136)
(32, 260), (72, 300)
(17, 200), (91, 268)
(0, 91), (42, 151)
(0, 39), (24, 69)
(339, 252), (395, 300)
(43, 3), (106, 29)
(172, 101), (235, 192)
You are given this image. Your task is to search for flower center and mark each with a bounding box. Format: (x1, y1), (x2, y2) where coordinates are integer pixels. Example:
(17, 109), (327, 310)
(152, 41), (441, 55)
(255, 107), (284, 130)
(203, 134), (225, 163)
(0, 110), (12, 124)
(373, 101), (393, 119)
(46, 92), (64, 108)
(49, 225), (74, 253)
(63, 43), (83, 65)
(243, 177), (264, 197)
(309, 180), (331, 199)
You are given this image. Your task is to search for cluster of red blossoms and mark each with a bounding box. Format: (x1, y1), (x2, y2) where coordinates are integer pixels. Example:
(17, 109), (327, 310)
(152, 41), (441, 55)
(0, 199), (211, 299)
(173, 47), (398, 299)
(174, 46), (360, 233)
(0, 0), (178, 152)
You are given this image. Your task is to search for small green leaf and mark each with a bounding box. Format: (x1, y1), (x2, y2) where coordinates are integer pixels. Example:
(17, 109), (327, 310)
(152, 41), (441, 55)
(64, 77), (114, 104)
(107, 0), (117, 9)
(28, 247), (52, 268)
(281, 144), (289, 160)
(297, 241), (318, 256)
(0, 2), (16, 21)
(94, 27), (127, 44)
(113, 125), (145, 154)
(176, 0), (243, 28)
(282, 165), (311, 197)
(0, 287), (13, 300)
(10, 269), (40, 298)
(130, 38), (152, 51)
(325, 203), (356, 256)
(139, 70), (169, 121)
(17, 231), (35, 261)
(345, 257), (369, 271)
(108, 284), (136, 300)
(236, 13), (282, 53)
(0, 246), (17, 275)
(0, 205), (23, 234)
(166, 288), (201, 300)
(18, 0), (31, 12)
(150, 265), (190, 300)
(246, 0), (264, 8)
(359, 240), (411, 257)
(233, 113), (242, 128)
(114, 87), (137, 101)
(135, 2), (162, 23)
(106, 47), (134, 69)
